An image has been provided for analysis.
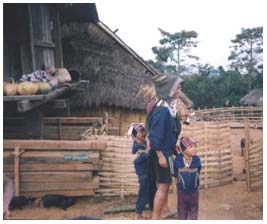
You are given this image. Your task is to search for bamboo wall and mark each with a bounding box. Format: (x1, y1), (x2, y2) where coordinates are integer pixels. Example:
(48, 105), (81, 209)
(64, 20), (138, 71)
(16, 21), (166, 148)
(87, 122), (233, 197)
(244, 120), (263, 191)
(71, 107), (147, 136)
(87, 135), (136, 197)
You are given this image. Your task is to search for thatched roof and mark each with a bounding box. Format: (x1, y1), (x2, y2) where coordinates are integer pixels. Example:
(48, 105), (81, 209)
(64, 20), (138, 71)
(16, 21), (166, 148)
(240, 89), (263, 106)
(61, 21), (192, 110)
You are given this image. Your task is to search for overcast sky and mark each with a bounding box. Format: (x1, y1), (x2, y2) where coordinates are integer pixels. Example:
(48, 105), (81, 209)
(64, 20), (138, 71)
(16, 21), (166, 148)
(96, 0), (264, 68)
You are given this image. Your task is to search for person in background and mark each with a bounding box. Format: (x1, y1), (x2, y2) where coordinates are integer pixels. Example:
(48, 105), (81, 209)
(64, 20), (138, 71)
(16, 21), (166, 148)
(146, 73), (183, 219)
(175, 137), (201, 220)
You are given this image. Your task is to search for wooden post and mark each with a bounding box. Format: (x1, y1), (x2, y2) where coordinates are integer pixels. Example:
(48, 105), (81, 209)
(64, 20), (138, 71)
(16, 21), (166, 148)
(251, 107), (254, 122)
(204, 123), (208, 189)
(250, 105), (253, 121)
(27, 4), (36, 70)
(104, 112), (109, 135)
(241, 105), (243, 122)
(121, 136), (126, 199)
(58, 118), (62, 140)
(54, 9), (64, 68)
(218, 135), (222, 185)
(244, 119), (251, 192)
(66, 100), (70, 116)
(232, 105), (235, 121)
(14, 146), (20, 196)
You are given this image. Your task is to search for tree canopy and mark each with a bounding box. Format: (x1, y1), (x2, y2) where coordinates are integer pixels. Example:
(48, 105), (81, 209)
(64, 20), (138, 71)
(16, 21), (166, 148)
(148, 29), (199, 75)
(228, 27), (263, 91)
(148, 27), (263, 109)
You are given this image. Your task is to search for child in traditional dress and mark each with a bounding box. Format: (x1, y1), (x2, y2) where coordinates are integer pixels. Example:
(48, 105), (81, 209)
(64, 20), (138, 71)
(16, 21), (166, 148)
(175, 137), (201, 220)
(129, 123), (150, 219)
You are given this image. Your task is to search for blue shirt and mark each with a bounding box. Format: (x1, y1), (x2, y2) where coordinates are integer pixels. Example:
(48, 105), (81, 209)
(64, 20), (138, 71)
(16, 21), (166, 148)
(175, 153), (202, 193)
(147, 106), (178, 157)
(132, 141), (149, 177)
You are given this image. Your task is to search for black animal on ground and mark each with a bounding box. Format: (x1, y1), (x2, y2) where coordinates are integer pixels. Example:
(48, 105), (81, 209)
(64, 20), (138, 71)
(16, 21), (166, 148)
(9, 196), (29, 210)
(42, 194), (76, 210)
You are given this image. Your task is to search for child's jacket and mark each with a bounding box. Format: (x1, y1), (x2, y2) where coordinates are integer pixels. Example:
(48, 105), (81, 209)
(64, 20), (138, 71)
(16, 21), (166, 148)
(175, 154), (202, 193)
(132, 141), (149, 177)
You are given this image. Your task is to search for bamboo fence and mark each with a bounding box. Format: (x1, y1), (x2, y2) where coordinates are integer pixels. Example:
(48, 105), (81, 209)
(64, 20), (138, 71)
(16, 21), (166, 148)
(244, 120), (263, 191)
(192, 106), (263, 123)
(182, 122), (232, 188)
(86, 135), (136, 198)
(88, 122), (233, 197)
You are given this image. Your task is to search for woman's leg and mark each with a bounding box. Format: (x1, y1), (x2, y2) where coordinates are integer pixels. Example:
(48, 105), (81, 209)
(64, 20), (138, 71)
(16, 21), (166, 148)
(152, 183), (170, 219)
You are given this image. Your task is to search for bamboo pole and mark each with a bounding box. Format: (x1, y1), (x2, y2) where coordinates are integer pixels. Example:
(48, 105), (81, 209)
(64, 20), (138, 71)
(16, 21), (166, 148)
(14, 146), (20, 196)
(244, 119), (251, 192)
(121, 136), (126, 199)
(204, 123), (208, 189)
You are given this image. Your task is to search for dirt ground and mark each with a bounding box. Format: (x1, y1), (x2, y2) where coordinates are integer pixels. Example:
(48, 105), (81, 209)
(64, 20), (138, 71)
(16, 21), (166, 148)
(8, 128), (263, 220)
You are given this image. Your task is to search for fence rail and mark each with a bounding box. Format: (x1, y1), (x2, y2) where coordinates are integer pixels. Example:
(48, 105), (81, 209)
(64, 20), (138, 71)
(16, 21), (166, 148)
(191, 106), (263, 122)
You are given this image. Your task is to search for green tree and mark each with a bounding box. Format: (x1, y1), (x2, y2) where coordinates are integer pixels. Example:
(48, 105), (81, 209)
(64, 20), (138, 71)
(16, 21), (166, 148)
(149, 29), (199, 75)
(182, 65), (249, 108)
(228, 27), (263, 91)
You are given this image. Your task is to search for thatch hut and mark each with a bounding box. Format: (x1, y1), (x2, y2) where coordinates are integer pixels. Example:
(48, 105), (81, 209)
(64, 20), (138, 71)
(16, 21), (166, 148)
(240, 89), (263, 106)
(61, 21), (193, 135)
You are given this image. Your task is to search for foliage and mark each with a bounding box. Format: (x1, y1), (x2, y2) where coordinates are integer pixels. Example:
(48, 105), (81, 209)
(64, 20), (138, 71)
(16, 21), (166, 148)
(182, 67), (259, 108)
(148, 27), (263, 108)
(228, 27), (263, 91)
(149, 29), (199, 75)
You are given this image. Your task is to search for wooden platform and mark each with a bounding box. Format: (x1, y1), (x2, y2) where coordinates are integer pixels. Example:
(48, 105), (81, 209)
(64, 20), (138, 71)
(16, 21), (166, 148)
(3, 83), (78, 112)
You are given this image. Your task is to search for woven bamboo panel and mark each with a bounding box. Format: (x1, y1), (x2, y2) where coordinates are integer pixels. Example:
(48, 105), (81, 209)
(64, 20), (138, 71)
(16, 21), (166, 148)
(248, 139), (263, 190)
(88, 122), (233, 197)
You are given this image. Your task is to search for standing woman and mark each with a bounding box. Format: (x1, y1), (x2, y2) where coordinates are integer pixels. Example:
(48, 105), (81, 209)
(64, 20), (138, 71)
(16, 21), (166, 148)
(146, 73), (183, 220)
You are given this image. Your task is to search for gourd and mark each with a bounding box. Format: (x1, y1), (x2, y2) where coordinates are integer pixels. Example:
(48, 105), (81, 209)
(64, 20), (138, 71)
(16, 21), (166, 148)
(38, 82), (52, 94)
(17, 81), (39, 95)
(4, 78), (18, 96)
(54, 68), (72, 84)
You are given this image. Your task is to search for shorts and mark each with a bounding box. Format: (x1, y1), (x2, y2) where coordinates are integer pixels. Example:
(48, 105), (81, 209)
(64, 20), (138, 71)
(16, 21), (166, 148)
(149, 150), (172, 184)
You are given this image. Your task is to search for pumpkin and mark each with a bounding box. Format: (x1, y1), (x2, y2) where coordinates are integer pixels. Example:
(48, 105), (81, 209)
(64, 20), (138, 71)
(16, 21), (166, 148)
(4, 78), (18, 96)
(54, 68), (72, 84)
(17, 81), (39, 95)
(38, 82), (52, 94)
